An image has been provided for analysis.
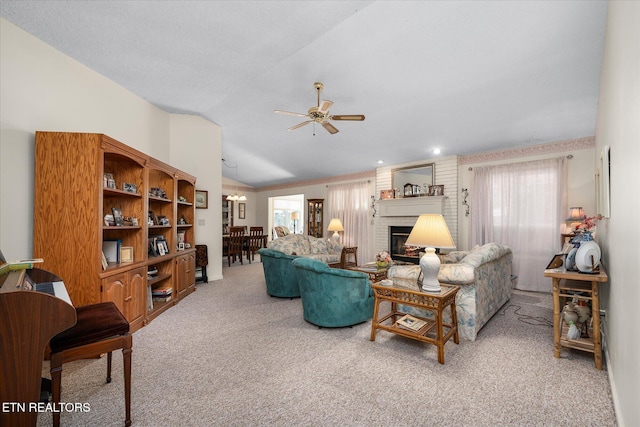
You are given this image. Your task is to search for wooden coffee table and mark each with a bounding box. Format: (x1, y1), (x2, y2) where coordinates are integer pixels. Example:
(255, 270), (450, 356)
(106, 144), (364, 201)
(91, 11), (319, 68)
(370, 281), (459, 364)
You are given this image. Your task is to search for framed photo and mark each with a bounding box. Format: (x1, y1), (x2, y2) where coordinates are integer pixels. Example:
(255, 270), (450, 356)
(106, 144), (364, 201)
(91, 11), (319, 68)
(156, 215), (170, 226)
(123, 182), (137, 193)
(112, 207), (125, 226)
(148, 210), (156, 226)
(120, 246), (134, 263)
(380, 189), (394, 199)
(104, 173), (116, 189)
(239, 202), (246, 219)
(428, 184), (444, 196)
(403, 183), (414, 197)
(546, 254), (565, 270)
(195, 190), (208, 209)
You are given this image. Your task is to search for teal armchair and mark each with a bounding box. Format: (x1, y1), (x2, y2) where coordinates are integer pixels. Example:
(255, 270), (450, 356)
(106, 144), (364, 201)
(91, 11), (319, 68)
(258, 248), (300, 298)
(292, 257), (374, 328)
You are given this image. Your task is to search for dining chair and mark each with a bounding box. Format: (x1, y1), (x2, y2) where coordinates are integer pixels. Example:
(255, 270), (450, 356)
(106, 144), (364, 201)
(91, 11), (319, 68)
(228, 226), (245, 266)
(247, 226), (264, 262)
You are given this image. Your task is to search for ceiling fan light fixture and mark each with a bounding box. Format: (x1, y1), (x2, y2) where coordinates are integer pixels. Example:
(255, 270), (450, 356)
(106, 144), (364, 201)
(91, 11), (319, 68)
(275, 82), (365, 135)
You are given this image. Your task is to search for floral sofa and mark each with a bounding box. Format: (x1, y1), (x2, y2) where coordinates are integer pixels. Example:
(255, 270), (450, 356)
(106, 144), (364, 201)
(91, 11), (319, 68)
(387, 243), (513, 341)
(267, 234), (343, 264)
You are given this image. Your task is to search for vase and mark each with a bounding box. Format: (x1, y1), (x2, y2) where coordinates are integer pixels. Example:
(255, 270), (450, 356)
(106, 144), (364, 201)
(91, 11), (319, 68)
(376, 261), (388, 269)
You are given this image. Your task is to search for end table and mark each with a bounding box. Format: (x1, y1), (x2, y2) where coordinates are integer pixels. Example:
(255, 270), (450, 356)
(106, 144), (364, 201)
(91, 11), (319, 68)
(370, 281), (459, 364)
(543, 268), (608, 370)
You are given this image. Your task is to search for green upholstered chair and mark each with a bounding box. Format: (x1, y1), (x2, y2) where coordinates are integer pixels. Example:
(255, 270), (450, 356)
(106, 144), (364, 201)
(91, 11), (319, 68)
(292, 257), (374, 328)
(258, 248), (301, 298)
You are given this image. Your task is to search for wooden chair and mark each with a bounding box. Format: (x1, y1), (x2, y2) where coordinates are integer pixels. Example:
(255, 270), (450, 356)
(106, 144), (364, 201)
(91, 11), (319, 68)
(49, 301), (132, 427)
(247, 226), (264, 262)
(195, 244), (208, 283)
(228, 226), (246, 266)
(340, 246), (358, 269)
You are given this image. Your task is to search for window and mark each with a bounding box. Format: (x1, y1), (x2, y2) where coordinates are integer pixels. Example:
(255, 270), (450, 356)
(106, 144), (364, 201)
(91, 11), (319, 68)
(269, 194), (304, 236)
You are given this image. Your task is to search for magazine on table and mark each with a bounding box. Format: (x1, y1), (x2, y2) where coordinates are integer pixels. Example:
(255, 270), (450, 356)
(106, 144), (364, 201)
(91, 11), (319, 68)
(396, 314), (427, 332)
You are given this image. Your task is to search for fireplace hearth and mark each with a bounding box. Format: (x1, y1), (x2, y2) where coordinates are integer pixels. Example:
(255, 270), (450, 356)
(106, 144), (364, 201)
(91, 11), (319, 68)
(389, 226), (420, 264)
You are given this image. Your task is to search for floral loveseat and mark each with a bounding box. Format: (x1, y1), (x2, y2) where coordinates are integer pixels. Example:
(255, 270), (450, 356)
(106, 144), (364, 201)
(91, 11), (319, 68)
(387, 243), (513, 341)
(267, 234), (343, 264)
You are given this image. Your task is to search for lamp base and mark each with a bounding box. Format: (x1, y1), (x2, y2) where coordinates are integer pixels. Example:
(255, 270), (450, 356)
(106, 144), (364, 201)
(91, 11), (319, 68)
(332, 231), (340, 242)
(417, 247), (441, 293)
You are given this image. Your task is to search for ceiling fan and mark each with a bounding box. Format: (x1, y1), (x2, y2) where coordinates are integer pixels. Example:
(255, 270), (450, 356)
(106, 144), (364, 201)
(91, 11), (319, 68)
(275, 82), (365, 134)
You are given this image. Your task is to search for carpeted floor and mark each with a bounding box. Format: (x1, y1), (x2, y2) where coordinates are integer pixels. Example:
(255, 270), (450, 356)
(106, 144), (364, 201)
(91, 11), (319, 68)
(37, 260), (616, 426)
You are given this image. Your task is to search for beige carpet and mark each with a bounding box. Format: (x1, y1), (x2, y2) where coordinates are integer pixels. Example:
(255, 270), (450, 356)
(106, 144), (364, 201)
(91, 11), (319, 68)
(37, 259), (616, 426)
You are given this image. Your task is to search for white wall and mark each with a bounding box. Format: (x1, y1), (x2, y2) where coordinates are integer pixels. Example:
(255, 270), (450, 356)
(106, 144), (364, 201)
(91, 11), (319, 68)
(0, 19), (222, 279)
(594, 1), (640, 425)
(169, 114), (222, 281)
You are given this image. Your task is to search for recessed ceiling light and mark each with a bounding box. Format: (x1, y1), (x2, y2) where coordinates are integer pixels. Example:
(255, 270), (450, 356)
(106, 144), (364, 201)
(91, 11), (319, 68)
(433, 148), (441, 155)
(377, 160), (384, 164)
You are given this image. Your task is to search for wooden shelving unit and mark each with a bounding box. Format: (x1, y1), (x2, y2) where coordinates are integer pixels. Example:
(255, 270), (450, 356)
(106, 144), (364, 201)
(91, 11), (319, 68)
(307, 199), (324, 238)
(34, 132), (197, 332)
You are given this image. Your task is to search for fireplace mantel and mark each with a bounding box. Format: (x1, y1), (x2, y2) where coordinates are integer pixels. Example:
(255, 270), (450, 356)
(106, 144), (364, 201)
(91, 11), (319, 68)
(378, 196), (447, 217)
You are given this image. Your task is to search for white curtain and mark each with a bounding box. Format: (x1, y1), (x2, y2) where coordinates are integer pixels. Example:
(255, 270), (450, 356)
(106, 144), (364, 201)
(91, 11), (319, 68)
(470, 157), (568, 292)
(327, 181), (372, 263)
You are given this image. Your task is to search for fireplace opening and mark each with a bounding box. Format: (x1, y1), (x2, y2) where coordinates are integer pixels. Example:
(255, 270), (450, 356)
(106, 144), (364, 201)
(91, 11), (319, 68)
(389, 226), (420, 264)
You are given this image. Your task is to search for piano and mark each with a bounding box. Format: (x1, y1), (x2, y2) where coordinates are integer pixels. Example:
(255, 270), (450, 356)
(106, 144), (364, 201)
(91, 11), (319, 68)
(0, 256), (76, 427)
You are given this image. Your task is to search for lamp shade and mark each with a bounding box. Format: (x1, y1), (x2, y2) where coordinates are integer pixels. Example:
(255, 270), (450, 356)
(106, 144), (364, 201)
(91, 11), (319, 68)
(566, 207), (586, 221)
(327, 218), (344, 232)
(291, 212), (299, 220)
(405, 214), (455, 249)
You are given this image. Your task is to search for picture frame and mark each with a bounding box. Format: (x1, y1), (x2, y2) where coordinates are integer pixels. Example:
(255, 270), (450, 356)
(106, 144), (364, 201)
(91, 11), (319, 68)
(239, 202), (246, 219)
(380, 189), (394, 199)
(112, 207), (125, 226)
(195, 190), (208, 209)
(123, 182), (137, 193)
(120, 246), (134, 263)
(403, 183), (414, 197)
(104, 173), (116, 189)
(148, 210), (156, 226)
(428, 184), (444, 196)
(546, 254), (565, 270)
(156, 215), (170, 226)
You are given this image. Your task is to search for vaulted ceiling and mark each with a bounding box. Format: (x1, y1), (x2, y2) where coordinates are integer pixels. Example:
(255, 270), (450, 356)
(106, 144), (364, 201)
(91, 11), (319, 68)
(0, 1), (607, 187)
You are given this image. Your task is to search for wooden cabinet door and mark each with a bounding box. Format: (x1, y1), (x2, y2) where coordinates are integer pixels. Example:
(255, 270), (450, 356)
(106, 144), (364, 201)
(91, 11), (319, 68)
(176, 255), (187, 297)
(101, 273), (127, 315)
(127, 267), (147, 328)
(187, 252), (196, 291)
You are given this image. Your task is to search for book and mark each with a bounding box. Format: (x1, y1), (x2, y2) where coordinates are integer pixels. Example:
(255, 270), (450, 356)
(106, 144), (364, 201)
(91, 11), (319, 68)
(396, 314), (427, 332)
(103, 239), (122, 263)
(0, 258), (44, 275)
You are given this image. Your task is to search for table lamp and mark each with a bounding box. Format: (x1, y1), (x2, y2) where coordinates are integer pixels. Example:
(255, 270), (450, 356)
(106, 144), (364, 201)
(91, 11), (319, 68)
(327, 218), (344, 242)
(405, 214), (456, 293)
(291, 211), (299, 234)
(566, 207), (585, 231)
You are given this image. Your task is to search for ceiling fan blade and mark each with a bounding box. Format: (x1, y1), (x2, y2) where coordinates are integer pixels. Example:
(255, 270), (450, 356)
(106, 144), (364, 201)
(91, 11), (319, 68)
(288, 120), (313, 131)
(322, 122), (339, 134)
(275, 110), (308, 117)
(318, 100), (333, 114)
(330, 114), (366, 121)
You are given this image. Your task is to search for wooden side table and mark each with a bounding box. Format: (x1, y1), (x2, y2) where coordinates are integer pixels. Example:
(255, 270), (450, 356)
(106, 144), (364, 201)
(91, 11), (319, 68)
(370, 281), (459, 364)
(543, 268), (608, 370)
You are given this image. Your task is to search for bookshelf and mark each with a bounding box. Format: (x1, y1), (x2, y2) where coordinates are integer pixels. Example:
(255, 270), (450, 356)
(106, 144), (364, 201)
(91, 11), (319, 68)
(34, 132), (196, 332)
